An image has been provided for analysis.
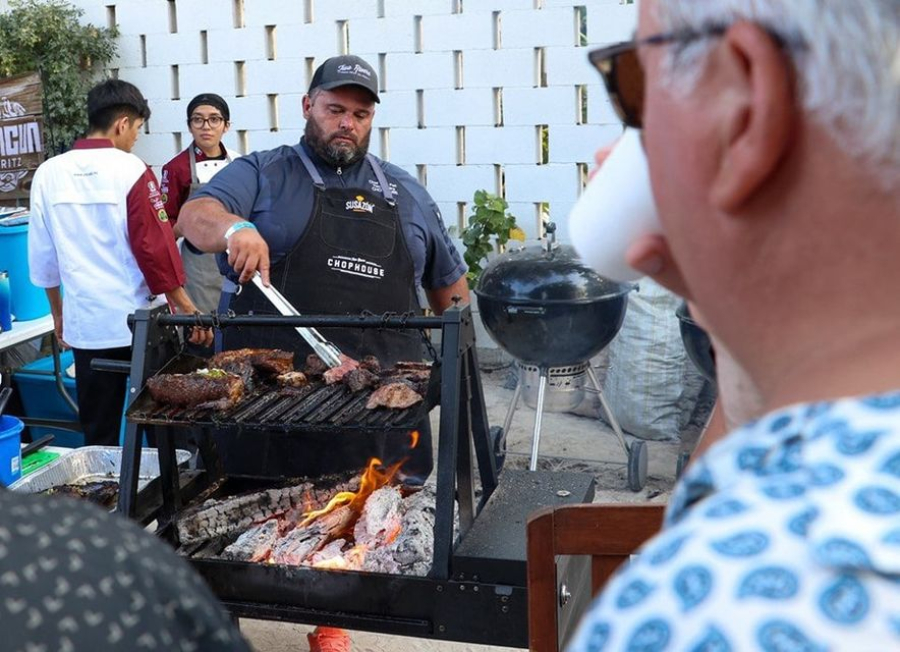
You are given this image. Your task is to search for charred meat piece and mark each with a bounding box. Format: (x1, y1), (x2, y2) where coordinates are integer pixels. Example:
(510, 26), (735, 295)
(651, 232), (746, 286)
(366, 382), (423, 410)
(208, 348), (294, 376)
(215, 359), (254, 385)
(147, 370), (244, 410)
(46, 481), (119, 508)
(394, 361), (432, 372)
(343, 367), (378, 392)
(359, 355), (381, 373)
(323, 354), (359, 385)
(277, 371), (309, 388)
(304, 354), (328, 377)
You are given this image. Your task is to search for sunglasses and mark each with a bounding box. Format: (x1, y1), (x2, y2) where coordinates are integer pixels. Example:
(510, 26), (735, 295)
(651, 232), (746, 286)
(589, 24), (803, 129)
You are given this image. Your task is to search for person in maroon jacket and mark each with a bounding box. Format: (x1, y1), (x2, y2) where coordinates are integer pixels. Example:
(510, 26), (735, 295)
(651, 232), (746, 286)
(161, 93), (234, 317)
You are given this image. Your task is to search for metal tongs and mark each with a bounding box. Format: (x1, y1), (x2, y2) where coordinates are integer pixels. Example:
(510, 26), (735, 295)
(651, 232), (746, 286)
(250, 273), (343, 368)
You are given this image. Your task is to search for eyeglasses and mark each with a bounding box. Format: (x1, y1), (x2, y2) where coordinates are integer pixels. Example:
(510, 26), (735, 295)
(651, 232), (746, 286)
(189, 115), (225, 128)
(588, 24), (804, 129)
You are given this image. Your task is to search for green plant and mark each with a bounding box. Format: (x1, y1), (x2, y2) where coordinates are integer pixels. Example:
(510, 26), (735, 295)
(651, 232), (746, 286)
(460, 190), (525, 288)
(0, 0), (119, 155)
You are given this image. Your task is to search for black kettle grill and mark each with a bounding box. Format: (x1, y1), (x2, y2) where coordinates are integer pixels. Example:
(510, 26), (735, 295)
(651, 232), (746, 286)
(475, 224), (647, 490)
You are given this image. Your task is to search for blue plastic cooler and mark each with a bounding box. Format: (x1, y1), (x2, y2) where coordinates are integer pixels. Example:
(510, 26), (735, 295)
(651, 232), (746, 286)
(0, 219), (51, 321)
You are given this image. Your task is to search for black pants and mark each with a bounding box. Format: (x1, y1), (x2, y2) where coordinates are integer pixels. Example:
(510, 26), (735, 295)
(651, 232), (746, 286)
(72, 346), (130, 447)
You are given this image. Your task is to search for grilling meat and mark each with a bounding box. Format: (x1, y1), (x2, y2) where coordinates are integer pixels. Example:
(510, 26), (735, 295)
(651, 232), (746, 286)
(359, 355), (381, 373)
(303, 354), (328, 377)
(366, 382), (423, 410)
(277, 371), (309, 388)
(323, 354), (359, 385)
(46, 481), (119, 508)
(147, 369), (244, 410)
(343, 367), (378, 392)
(209, 348), (294, 376)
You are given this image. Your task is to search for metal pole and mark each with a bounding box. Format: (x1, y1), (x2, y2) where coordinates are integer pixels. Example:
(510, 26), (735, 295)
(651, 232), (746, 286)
(529, 368), (548, 471)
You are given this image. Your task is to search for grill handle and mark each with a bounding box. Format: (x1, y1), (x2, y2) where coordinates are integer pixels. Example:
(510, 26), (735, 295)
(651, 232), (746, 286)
(91, 358), (131, 374)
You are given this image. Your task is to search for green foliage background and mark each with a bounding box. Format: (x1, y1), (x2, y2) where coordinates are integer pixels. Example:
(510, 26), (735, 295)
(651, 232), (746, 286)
(0, 0), (118, 155)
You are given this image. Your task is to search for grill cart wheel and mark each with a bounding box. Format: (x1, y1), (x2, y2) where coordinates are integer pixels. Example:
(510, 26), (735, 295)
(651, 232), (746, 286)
(627, 439), (648, 492)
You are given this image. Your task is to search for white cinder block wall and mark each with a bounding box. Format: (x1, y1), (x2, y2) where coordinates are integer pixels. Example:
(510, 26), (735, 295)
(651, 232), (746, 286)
(36, 0), (637, 240)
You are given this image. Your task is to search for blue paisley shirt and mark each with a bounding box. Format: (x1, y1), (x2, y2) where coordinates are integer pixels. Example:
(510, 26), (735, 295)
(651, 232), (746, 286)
(567, 393), (900, 652)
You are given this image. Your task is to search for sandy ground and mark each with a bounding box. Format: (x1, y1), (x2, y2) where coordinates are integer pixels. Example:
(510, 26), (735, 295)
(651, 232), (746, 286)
(237, 359), (710, 652)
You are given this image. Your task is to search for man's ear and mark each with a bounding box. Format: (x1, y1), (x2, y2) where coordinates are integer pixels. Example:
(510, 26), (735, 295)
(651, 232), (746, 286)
(710, 21), (796, 213)
(302, 94), (312, 119)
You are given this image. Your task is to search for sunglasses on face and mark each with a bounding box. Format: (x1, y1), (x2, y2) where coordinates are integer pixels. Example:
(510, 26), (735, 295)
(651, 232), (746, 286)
(589, 24), (803, 129)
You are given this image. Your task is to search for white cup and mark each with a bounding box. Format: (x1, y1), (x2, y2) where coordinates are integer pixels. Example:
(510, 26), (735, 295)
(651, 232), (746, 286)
(568, 128), (661, 282)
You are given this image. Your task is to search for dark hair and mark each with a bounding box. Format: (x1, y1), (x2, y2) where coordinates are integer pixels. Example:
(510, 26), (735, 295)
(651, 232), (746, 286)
(87, 79), (151, 131)
(186, 93), (230, 122)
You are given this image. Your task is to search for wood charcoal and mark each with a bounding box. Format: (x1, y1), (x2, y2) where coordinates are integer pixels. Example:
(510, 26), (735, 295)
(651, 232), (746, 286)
(303, 354), (328, 377)
(209, 348), (294, 376)
(147, 370), (244, 410)
(221, 519), (280, 562)
(366, 382), (423, 410)
(306, 539), (349, 567)
(176, 483), (313, 545)
(343, 367), (378, 392)
(271, 505), (353, 565)
(362, 485), (436, 576)
(277, 371), (309, 388)
(353, 486), (403, 549)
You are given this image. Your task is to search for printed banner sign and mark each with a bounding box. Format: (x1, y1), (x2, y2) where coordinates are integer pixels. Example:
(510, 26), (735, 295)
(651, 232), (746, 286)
(0, 72), (44, 201)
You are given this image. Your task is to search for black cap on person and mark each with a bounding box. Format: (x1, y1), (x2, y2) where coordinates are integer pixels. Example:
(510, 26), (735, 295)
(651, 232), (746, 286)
(187, 93), (230, 122)
(308, 55), (380, 103)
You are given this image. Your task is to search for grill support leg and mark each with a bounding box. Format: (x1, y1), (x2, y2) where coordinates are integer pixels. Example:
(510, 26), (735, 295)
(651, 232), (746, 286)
(586, 365), (630, 458)
(528, 368), (548, 471)
(502, 379), (522, 439)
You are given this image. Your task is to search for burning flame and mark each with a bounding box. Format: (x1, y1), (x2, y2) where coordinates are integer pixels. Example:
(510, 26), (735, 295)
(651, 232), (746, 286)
(409, 430), (420, 449)
(300, 457), (404, 528)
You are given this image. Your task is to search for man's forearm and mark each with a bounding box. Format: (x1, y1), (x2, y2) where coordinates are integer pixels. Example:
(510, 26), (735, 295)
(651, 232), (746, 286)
(164, 286), (198, 315)
(179, 197), (242, 253)
(45, 286), (63, 320)
(426, 276), (470, 315)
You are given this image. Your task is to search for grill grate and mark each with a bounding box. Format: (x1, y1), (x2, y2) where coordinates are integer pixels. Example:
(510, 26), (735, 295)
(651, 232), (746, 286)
(126, 354), (435, 433)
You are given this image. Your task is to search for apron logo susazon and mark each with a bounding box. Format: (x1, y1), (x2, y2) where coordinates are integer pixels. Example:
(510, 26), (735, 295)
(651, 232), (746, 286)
(345, 194), (375, 214)
(327, 255), (385, 280)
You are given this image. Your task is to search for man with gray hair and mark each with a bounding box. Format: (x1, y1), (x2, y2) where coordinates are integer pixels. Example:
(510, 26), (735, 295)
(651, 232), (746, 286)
(569, 1), (900, 649)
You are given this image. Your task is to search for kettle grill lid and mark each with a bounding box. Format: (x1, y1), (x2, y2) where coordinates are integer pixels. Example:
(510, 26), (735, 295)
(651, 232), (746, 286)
(475, 243), (633, 305)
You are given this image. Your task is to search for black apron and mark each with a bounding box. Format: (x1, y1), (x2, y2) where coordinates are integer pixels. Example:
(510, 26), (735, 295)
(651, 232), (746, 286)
(217, 149), (432, 480)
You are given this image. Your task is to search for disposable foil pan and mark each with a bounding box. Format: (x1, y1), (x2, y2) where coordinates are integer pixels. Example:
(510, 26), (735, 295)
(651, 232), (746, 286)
(8, 446), (191, 494)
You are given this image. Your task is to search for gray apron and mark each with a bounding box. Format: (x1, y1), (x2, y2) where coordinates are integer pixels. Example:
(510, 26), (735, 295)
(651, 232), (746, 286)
(182, 147), (231, 313)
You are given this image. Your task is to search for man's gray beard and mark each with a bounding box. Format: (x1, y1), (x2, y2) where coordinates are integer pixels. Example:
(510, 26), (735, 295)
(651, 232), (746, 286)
(305, 120), (369, 168)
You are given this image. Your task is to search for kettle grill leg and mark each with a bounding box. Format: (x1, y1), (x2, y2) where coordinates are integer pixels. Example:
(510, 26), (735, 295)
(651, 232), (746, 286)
(586, 366), (631, 459)
(528, 368), (549, 471)
(502, 378), (522, 437)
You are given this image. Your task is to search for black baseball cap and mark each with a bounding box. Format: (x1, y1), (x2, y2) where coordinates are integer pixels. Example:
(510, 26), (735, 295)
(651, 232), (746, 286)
(187, 93), (230, 122)
(308, 55), (380, 103)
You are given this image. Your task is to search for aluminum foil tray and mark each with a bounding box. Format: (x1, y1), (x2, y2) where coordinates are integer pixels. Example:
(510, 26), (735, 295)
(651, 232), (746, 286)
(9, 446), (191, 494)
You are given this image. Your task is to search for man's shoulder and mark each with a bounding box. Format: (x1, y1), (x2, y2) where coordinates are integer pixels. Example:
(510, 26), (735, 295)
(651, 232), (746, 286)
(162, 147), (190, 170)
(373, 156), (434, 207)
(245, 144), (302, 170)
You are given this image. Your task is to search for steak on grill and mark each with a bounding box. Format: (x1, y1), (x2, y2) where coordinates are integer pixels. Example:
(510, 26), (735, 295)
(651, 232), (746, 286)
(323, 354), (360, 385)
(146, 370), (244, 410)
(343, 367), (378, 392)
(366, 382), (423, 410)
(209, 348), (294, 376)
(303, 354), (328, 377)
(277, 371), (309, 388)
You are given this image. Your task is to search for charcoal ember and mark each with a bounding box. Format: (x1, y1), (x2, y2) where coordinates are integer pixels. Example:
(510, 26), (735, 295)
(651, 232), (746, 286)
(221, 519), (280, 562)
(176, 483), (313, 545)
(146, 371), (244, 410)
(359, 355), (381, 373)
(353, 486), (403, 550)
(323, 355), (359, 385)
(209, 348), (294, 376)
(46, 481), (119, 509)
(306, 539), (349, 567)
(271, 505), (353, 566)
(343, 367), (378, 392)
(366, 382), (423, 410)
(304, 354), (328, 377)
(362, 485), (436, 576)
(277, 371), (309, 388)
